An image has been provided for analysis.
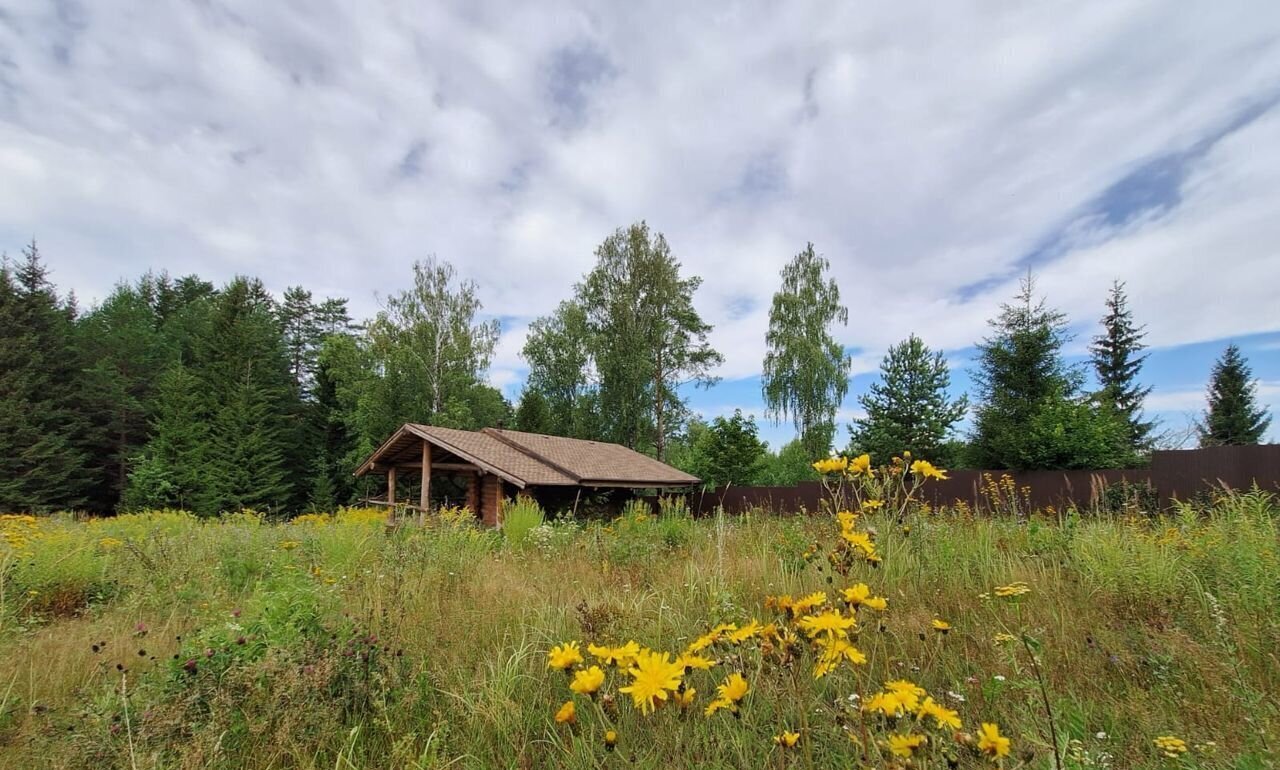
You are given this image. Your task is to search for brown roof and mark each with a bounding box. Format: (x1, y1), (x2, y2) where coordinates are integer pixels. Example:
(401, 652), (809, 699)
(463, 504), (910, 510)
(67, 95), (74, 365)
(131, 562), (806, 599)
(354, 424), (700, 488)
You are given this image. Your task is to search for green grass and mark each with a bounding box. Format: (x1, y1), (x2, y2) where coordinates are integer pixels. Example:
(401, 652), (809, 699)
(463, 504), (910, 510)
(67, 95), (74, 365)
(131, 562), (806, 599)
(0, 494), (1277, 769)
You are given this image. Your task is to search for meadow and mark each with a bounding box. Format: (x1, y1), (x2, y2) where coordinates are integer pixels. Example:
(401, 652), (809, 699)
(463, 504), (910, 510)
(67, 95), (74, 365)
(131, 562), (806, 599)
(0, 478), (1277, 769)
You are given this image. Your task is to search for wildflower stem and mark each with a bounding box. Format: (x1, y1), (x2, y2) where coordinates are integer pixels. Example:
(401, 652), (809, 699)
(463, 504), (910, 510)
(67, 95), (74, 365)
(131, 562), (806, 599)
(120, 672), (139, 770)
(1020, 633), (1062, 770)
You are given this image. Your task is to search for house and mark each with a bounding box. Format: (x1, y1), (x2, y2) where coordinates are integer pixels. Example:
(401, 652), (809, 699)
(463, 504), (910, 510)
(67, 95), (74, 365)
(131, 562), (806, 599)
(353, 424), (700, 526)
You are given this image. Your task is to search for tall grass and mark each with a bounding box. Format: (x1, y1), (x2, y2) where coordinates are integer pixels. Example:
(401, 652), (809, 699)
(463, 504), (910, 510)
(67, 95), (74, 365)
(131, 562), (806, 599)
(0, 495), (1275, 769)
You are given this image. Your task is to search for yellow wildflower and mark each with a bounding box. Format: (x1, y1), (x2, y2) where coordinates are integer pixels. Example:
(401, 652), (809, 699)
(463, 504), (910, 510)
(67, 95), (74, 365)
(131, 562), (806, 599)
(888, 732), (926, 757)
(570, 665), (606, 696)
(728, 619), (762, 643)
(1154, 736), (1188, 758)
(774, 731), (800, 749)
(849, 453), (872, 475)
(676, 652), (717, 671)
(674, 687), (696, 708)
(812, 456), (849, 474)
(589, 640), (640, 667)
(618, 649), (684, 714)
(932, 618), (951, 634)
(554, 700), (576, 724)
(864, 691), (906, 717)
(841, 529), (877, 557)
(797, 610), (856, 641)
(813, 638), (867, 678)
(916, 697), (962, 730)
(993, 633), (1017, 645)
(863, 498), (884, 511)
(842, 583), (888, 611)
(885, 680), (926, 711)
(978, 722), (1011, 758)
(704, 672), (750, 716)
(910, 459), (948, 480)
(993, 582), (1031, 598)
(788, 591), (827, 617)
(604, 729), (618, 750)
(547, 641), (584, 671)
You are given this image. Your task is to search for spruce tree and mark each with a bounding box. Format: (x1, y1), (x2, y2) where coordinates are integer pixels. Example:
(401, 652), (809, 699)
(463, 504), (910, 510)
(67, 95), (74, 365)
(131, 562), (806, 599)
(1090, 281), (1153, 456)
(121, 363), (209, 511)
(0, 244), (92, 511)
(1200, 344), (1272, 446)
(851, 335), (968, 463)
(971, 273), (1126, 469)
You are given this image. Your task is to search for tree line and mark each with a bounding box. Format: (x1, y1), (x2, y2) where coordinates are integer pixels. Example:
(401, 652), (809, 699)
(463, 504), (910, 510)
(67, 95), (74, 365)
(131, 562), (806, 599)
(1, 227), (1272, 513)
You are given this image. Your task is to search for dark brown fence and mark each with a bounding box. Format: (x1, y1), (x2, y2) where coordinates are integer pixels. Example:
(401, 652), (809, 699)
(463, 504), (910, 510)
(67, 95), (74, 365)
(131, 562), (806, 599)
(677, 444), (1280, 515)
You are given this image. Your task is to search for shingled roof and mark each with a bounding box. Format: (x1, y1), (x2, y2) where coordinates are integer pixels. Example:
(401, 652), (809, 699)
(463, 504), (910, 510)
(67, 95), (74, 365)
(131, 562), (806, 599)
(354, 424), (700, 489)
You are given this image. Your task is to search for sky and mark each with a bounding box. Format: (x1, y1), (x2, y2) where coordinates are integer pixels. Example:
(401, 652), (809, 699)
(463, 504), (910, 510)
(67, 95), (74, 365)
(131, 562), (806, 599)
(2, 1), (1278, 449)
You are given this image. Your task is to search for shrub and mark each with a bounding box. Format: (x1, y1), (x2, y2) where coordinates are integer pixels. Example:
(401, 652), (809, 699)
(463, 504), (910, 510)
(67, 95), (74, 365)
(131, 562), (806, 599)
(501, 495), (545, 548)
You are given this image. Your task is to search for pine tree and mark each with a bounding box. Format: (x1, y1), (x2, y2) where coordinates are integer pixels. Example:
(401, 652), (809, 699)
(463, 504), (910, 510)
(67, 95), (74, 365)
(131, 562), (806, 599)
(1090, 281), (1153, 456)
(199, 373), (292, 515)
(762, 243), (850, 460)
(0, 243), (92, 511)
(851, 335), (968, 463)
(1200, 344), (1272, 446)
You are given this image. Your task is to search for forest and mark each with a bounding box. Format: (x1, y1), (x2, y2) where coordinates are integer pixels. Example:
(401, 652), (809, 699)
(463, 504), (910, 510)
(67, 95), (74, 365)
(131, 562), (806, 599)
(1, 223), (1270, 516)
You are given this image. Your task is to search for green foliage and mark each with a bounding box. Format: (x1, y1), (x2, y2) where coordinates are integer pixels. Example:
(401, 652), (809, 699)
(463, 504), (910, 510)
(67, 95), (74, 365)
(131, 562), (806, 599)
(514, 388), (554, 433)
(501, 496), (546, 548)
(851, 334), (968, 462)
(680, 409), (770, 488)
(0, 243), (93, 512)
(971, 274), (1127, 469)
(1090, 281), (1154, 458)
(521, 300), (596, 437)
(763, 439), (818, 486)
(761, 243), (850, 460)
(524, 223), (722, 458)
(1200, 344), (1272, 446)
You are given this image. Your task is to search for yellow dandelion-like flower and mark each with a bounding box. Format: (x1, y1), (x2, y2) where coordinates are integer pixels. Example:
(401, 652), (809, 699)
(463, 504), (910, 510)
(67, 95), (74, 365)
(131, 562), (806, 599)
(885, 680), (927, 711)
(836, 510), (858, 531)
(789, 591), (827, 617)
(548, 641), (585, 671)
(674, 687), (696, 709)
(862, 498), (885, 511)
(910, 459), (948, 480)
(888, 732), (926, 757)
(570, 665), (606, 696)
(676, 652), (717, 671)
(797, 609), (856, 641)
(993, 633), (1017, 645)
(812, 456), (849, 474)
(704, 672), (750, 716)
(841, 583), (888, 611)
(916, 697), (962, 730)
(978, 723), (1011, 758)
(849, 453), (872, 475)
(604, 729), (618, 750)
(554, 700), (576, 724)
(728, 619), (762, 643)
(813, 638), (867, 678)
(618, 649), (684, 715)
(774, 731), (800, 748)
(1154, 736), (1188, 758)
(931, 618), (951, 634)
(993, 582), (1031, 598)
(589, 640), (640, 667)
(840, 528), (877, 556)
(864, 691), (906, 717)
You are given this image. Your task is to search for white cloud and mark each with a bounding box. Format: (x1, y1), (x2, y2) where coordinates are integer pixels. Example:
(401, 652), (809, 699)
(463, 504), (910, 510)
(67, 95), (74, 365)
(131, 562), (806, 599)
(0, 0), (1278, 389)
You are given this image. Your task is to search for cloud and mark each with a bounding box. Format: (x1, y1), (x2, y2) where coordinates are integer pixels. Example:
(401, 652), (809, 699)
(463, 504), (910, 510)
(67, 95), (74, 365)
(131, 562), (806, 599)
(1, 0), (1278, 399)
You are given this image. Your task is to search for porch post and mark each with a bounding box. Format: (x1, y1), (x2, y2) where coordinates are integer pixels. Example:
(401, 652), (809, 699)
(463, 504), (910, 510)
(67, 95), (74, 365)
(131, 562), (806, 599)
(387, 466), (397, 509)
(420, 440), (432, 510)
